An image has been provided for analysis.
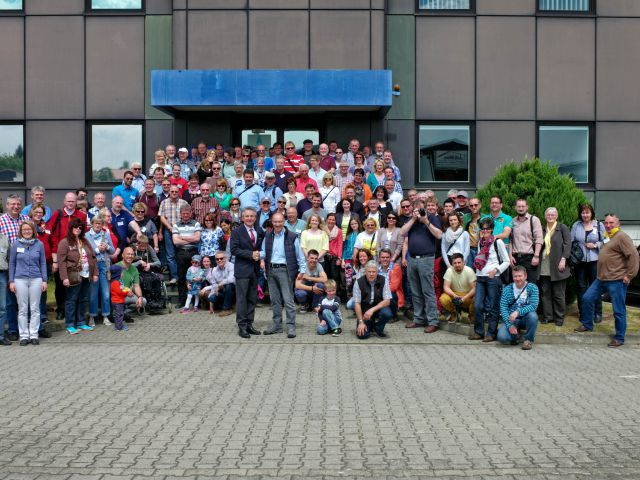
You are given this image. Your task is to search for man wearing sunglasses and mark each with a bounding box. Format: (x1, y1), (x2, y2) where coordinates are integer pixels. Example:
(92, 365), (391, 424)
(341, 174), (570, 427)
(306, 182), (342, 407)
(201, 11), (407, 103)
(282, 141), (304, 174)
(463, 198), (483, 268)
(262, 172), (283, 213)
(130, 162), (147, 193)
(112, 170), (138, 211)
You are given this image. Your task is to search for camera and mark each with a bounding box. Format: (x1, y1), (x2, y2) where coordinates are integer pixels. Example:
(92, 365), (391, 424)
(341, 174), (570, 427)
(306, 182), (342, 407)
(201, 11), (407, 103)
(453, 297), (463, 307)
(418, 208), (426, 217)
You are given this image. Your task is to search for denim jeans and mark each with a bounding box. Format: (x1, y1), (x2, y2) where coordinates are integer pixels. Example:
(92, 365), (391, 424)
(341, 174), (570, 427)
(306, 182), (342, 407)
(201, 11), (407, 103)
(357, 306), (393, 339)
(163, 227), (178, 280)
(466, 247), (477, 268)
(267, 267), (296, 332)
(407, 255), (438, 326)
(497, 311), (538, 344)
(575, 261), (602, 317)
(90, 261), (111, 317)
(0, 271), (7, 339)
(473, 275), (502, 337)
(39, 264), (52, 323)
(65, 278), (90, 328)
(294, 282), (325, 309)
(208, 283), (236, 311)
(15, 278), (42, 340)
(401, 264), (412, 309)
(580, 279), (628, 342)
(317, 309), (343, 334)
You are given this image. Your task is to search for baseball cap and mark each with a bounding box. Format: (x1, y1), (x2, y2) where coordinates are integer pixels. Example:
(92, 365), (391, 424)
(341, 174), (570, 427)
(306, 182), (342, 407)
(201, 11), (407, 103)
(178, 147), (188, 153)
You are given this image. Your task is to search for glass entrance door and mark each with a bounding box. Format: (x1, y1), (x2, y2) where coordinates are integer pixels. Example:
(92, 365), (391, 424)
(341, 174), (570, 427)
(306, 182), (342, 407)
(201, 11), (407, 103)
(241, 129), (277, 149)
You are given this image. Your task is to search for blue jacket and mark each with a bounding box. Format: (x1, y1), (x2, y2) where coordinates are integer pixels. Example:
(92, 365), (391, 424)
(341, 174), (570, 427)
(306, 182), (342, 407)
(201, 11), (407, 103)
(9, 238), (47, 282)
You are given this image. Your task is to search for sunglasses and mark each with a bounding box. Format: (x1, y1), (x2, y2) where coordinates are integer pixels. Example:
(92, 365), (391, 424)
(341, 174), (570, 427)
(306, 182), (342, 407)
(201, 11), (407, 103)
(402, 205), (411, 208)
(277, 200), (286, 204)
(481, 228), (492, 231)
(215, 257), (225, 261)
(387, 216), (397, 220)
(134, 210), (145, 214)
(469, 204), (479, 207)
(285, 147), (295, 150)
(132, 168), (141, 171)
(231, 203), (239, 206)
(212, 167), (221, 170)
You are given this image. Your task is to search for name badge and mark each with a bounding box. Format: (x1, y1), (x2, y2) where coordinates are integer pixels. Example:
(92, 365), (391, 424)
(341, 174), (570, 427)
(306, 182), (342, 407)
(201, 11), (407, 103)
(130, 195), (136, 200)
(45, 229), (50, 234)
(17, 247), (25, 253)
(210, 208), (216, 213)
(117, 221), (124, 227)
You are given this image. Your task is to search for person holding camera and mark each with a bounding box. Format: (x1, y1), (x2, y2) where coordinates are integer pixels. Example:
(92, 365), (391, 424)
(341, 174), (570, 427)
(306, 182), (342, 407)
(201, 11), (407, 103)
(399, 199), (442, 333)
(440, 253), (476, 323)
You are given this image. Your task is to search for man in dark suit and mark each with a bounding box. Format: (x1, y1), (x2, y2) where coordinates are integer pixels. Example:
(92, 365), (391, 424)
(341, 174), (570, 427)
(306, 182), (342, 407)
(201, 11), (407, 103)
(230, 207), (264, 338)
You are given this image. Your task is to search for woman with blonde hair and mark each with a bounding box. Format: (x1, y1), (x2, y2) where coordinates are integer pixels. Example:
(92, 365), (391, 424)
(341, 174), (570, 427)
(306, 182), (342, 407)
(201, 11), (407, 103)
(197, 150), (216, 184)
(366, 159), (386, 191)
(318, 172), (341, 214)
(353, 217), (379, 261)
(148, 149), (171, 177)
(300, 214), (329, 261)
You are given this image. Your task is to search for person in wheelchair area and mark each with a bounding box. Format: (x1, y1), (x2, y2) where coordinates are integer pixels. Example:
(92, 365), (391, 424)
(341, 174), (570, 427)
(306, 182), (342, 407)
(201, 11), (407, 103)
(131, 235), (166, 314)
(131, 235), (161, 272)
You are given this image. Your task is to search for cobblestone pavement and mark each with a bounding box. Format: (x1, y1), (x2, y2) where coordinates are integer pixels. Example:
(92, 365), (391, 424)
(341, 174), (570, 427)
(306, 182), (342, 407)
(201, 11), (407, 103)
(2, 307), (640, 479)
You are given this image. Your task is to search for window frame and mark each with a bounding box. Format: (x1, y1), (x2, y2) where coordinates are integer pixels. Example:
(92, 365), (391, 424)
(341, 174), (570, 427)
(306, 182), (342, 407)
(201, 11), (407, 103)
(536, 121), (595, 187)
(85, 0), (145, 14)
(415, 0), (475, 14)
(86, 121), (145, 187)
(0, 121), (25, 186)
(0, 0), (24, 14)
(415, 121), (475, 187)
(537, 0), (594, 15)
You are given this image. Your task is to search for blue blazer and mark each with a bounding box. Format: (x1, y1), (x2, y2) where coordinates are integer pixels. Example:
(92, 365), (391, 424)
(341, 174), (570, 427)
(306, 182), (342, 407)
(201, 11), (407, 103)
(230, 223), (264, 279)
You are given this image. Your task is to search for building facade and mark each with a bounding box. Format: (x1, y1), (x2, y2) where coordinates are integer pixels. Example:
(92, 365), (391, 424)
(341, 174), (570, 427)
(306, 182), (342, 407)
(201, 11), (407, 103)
(0, 0), (639, 220)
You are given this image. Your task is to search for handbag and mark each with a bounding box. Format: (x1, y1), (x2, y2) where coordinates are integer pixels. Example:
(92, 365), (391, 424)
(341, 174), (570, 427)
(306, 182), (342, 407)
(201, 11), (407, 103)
(568, 240), (584, 267)
(66, 241), (83, 286)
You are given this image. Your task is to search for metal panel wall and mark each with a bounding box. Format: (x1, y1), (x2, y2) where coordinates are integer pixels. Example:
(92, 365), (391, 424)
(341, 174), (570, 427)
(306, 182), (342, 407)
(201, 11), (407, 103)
(188, 11), (247, 69)
(249, 11), (309, 69)
(310, 11), (371, 69)
(0, 18), (24, 119)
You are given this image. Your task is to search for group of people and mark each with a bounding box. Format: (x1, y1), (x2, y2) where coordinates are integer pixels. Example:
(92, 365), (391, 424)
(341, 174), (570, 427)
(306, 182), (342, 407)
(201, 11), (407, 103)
(1, 137), (637, 348)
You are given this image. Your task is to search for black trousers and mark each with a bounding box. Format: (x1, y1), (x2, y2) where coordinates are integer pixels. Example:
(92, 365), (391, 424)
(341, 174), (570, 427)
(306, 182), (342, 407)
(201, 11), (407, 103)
(176, 248), (196, 306)
(54, 271), (66, 314)
(235, 276), (258, 329)
(513, 253), (539, 283)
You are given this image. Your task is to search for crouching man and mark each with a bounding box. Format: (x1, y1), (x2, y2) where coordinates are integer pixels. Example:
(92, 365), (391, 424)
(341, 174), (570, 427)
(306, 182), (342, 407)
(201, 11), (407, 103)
(440, 253), (476, 323)
(497, 265), (539, 350)
(354, 261), (394, 339)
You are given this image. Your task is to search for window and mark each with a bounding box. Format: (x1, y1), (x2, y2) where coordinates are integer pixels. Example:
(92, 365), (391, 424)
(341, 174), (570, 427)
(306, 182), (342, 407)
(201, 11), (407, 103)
(89, 0), (143, 10)
(0, 0), (22, 10)
(284, 129), (319, 151)
(538, 125), (591, 184)
(418, 0), (472, 10)
(241, 129), (277, 149)
(89, 123), (143, 184)
(538, 0), (590, 12)
(418, 124), (472, 183)
(0, 124), (24, 183)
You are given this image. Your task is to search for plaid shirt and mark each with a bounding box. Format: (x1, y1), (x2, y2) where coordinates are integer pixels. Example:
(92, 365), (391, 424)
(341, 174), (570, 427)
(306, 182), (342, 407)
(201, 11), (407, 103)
(334, 173), (354, 192)
(191, 196), (221, 225)
(158, 198), (189, 227)
(0, 213), (30, 244)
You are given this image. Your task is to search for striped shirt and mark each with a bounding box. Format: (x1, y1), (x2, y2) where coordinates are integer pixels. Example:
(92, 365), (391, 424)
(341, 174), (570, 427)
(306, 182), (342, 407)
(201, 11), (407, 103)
(499, 282), (539, 328)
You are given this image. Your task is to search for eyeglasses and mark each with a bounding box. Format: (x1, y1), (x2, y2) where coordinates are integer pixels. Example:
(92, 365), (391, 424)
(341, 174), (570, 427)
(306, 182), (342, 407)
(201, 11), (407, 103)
(242, 154), (250, 158)
(285, 146), (295, 150)
(277, 200), (286, 204)
(217, 184), (226, 188)
(212, 167), (221, 171)
(402, 205), (411, 209)
(132, 168), (141, 171)
(215, 257), (225, 261)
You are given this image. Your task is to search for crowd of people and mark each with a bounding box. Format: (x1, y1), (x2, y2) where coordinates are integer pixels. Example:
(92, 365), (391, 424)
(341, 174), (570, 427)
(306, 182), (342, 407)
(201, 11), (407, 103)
(0, 138), (637, 348)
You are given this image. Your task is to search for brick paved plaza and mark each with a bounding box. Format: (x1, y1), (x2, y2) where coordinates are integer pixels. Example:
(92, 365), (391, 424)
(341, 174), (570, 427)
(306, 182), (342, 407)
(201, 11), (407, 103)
(2, 308), (640, 480)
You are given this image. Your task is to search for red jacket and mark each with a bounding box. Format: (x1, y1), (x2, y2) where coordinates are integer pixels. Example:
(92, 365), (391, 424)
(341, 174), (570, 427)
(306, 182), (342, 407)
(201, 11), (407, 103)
(35, 221), (53, 264)
(46, 209), (88, 254)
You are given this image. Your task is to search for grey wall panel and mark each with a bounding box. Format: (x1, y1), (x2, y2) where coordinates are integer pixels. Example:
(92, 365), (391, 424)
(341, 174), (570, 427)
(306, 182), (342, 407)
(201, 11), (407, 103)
(249, 11), (308, 69)
(476, 0), (535, 14)
(0, 18), (24, 119)
(325, 116), (372, 153)
(475, 121), (535, 186)
(416, 17), (475, 120)
(386, 119), (415, 186)
(173, 10), (186, 70)
(594, 191), (640, 222)
(538, 19), (595, 120)
(371, 10), (385, 69)
(189, 11), (247, 69)
(145, 120), (174, 171)
(597, 19), (640, 121)
(25, 121), (84, 189)
(25, 0), (84, 14)
(311, 0), (370, 7)
(146, 0), (173, 14)
(477, 17), (535, 120)
(250, 0), (308, 7)
(26, 17), (85, 119)
(188, 0), (247, 8)
(173, 0), (186, 9)
(597, 0), (640, 16)
(595, 123), (640, 190)
(310, 11), (370, 69)
(387, 0), (415, 14)
(86, 17), (145, 119)
(186, 121), (231, 149)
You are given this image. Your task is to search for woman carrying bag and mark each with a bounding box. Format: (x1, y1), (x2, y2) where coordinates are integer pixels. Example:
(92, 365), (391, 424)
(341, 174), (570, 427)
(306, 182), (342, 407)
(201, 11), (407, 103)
(58, 218), (98, 335)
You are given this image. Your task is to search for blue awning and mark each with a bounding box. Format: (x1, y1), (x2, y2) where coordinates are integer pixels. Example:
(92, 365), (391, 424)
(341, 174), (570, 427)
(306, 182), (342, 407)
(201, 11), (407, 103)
(151, 69), (392, 115)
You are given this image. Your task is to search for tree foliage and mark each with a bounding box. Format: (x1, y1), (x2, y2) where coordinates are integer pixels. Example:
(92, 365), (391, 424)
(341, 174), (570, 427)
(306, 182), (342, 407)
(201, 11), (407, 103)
(476, 157), (589, 226)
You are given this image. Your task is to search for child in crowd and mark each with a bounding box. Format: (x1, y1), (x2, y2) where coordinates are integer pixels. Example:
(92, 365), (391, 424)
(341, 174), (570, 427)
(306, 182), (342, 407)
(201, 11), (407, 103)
(184, 254), (206, 313)
(315, 280), (343, 336)
(109, 265), (129, 332)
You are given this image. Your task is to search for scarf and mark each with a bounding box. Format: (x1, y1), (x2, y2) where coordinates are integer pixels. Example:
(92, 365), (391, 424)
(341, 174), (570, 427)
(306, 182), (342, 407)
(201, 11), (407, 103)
(19, 237), (36, 246)
(544, 221), (557, 257)
(327, 225), (340, 242)
(473, 235), (494, 271)
(605, 227), (619, 239)
(444, 227), (464, 246)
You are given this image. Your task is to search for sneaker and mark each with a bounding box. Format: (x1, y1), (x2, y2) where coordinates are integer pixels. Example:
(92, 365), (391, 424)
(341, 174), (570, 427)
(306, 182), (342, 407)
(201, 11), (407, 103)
(122, 325), (129, 331)
(19, 339), (29, 346)
(521, 340), (533, 350)
(193, 307), (199, 312)
(298, 306), (310, 314)
(181, 308), (191, 314)
(88, 317), (96, 327)
(0, 338), (11, 346)
(78, 325), (94, 331)
(30, 339), (39, 345)
(331, 328), (342, 337)
(66, 327), (78, 335)
(445, 313), (453, 322)
(103, 317), (113, 326)
(168, 278), (177, 285)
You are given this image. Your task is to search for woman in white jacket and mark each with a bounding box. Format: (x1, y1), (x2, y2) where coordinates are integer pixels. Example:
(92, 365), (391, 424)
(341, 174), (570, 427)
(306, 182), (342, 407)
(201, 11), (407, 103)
(469, 217), (510, 343)
(441, 212), (470, 268)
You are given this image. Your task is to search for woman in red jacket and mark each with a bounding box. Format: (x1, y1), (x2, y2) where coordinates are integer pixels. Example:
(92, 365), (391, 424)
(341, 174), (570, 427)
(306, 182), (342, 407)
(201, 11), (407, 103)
(29, 204), (52, 328)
